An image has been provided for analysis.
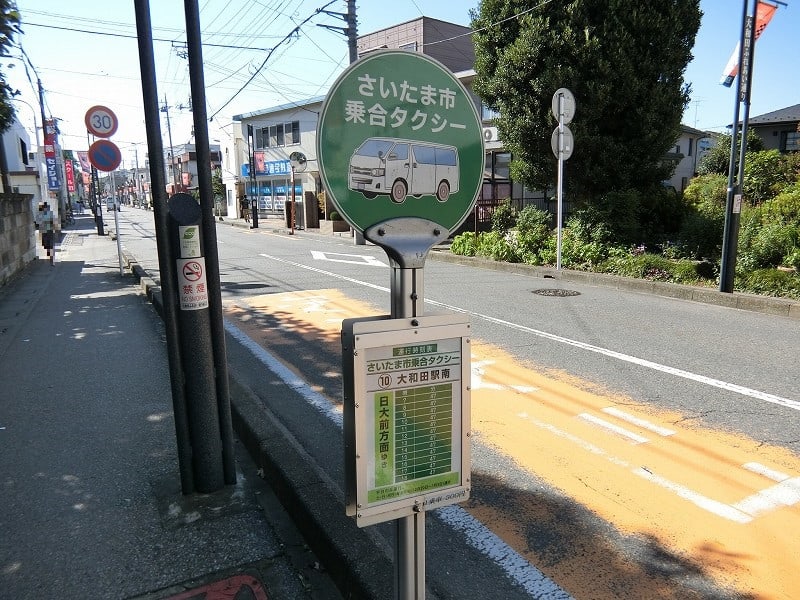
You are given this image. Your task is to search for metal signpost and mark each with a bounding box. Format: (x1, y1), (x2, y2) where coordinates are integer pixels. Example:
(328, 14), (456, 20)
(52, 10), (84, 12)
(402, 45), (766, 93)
(318, 50), (483, 599)
(86, 106), (124, 275)
(551, 88), (575, 271)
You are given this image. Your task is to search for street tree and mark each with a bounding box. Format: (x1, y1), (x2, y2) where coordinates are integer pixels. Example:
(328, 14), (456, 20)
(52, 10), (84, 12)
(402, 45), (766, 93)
(470, 0), (701, 204)
(0, 0), (21, 134)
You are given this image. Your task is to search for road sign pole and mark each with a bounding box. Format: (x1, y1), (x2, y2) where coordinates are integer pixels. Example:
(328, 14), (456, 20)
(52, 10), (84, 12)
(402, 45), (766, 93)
(111, 171), (124, 276)
(365, 218), (447, 600)
(556, 95), (564, 271)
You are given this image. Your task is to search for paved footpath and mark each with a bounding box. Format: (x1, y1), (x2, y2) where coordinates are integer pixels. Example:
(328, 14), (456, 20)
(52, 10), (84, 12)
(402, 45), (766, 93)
(0, 213), (341, 599)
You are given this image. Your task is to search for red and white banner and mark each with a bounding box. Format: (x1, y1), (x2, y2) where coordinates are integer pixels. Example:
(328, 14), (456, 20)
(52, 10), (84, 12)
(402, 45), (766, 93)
(720, 0), (778, 87)
(64, 160), (75, 193)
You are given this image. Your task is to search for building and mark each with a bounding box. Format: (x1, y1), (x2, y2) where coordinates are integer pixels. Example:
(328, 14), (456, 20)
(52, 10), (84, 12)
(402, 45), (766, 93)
(164, 143), (222, 196)
(664, 125), (715, 192)
(745, 103), (800, 153)
(357, 16), (474, 72)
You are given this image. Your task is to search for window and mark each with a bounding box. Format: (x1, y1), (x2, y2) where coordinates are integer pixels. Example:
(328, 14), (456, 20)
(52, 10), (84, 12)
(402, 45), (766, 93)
(286, 121), (300, 144)
(688, 138), (693, 156)
(785, 131), (800, 153)
(481, 102), (499, 122)
(259, 120), (301, 148)
(20, 139), (28, 165)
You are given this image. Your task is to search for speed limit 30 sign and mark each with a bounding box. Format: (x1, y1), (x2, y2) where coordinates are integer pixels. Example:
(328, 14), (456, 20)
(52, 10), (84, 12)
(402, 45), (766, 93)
(85, 105), (119, 138)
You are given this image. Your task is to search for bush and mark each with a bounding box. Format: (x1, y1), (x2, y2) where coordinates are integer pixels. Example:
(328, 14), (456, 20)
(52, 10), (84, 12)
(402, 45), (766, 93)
(476, 230), (520, 262)
(744, 150), (793, 205)
(514, 205), (552, 262)
(491, 199), (517, 233)
(329, 210), (342, 221)
(737, 268), (800, 299)
(450, 231), (478, 256)
(738, 221), (800, 271)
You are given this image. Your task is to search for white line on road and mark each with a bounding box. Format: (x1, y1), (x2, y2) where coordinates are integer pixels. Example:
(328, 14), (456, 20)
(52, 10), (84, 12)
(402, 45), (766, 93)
(601, 406), (676, 437)
(578, 413), (650, 444)
(258, 253), (800, 413)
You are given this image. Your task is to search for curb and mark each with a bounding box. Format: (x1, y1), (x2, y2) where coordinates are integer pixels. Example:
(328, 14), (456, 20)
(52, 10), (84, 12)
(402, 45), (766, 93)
(121, 248), (390, 600)
(427, 249), (800, 320)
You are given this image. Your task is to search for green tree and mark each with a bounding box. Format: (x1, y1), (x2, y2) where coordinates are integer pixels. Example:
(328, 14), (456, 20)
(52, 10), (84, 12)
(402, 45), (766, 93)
(696, 131), (764, 176)
(470, 0), (701, 204)
(0, 1), (22, 134)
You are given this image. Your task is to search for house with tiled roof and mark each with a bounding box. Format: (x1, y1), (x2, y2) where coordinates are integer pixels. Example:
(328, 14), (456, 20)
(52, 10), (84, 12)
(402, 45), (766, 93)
(745, 103), (800, 153)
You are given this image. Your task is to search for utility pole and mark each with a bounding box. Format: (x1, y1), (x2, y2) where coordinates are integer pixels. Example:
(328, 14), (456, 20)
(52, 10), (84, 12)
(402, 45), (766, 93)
(318, 0), (361, 243)
(161, 96), (178, 192)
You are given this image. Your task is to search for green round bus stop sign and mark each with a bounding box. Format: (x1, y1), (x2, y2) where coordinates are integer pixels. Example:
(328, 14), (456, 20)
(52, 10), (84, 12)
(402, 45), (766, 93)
(317, 50), (484, 235)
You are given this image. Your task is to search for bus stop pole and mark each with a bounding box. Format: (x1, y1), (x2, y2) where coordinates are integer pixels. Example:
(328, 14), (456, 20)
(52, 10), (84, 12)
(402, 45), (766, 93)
(391, 265), (425, 600)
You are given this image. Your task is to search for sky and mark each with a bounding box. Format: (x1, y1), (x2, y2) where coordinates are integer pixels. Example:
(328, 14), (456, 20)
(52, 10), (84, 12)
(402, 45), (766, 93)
(5, 0), (797, 169)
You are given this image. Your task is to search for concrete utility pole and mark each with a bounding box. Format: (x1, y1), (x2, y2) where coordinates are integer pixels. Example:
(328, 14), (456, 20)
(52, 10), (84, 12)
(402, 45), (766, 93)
(319, 0), (361, 244)
(161, 96), (179, 191)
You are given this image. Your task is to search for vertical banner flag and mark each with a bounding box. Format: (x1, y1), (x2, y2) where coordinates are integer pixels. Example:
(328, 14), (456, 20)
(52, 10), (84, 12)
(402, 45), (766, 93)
(44, 119), (60, 190)
(64, 159), (76, 193)
(76, 151), (91, 173)
(720, 0), (778, 87)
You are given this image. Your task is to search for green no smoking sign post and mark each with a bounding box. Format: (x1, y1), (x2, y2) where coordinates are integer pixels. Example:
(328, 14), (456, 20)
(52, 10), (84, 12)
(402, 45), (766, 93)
(317, 50), (484, 238)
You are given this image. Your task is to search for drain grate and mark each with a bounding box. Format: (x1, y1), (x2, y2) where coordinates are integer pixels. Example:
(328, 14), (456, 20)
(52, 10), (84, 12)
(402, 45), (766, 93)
(532, 288), (581, 297)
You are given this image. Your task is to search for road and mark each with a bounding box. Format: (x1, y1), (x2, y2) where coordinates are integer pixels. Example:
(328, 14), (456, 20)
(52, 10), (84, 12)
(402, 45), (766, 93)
(112, 207), (800, 600)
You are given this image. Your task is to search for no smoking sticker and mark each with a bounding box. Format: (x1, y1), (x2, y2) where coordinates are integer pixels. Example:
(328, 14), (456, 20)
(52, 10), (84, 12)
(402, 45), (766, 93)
(176, 257), (209, 310)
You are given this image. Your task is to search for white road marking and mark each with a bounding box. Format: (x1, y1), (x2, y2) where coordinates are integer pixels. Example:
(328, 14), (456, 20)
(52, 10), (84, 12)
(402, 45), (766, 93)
(601, 407), (676, 437)
(743, 461), (791, 482)
(259, 253), (800, 413)
(310, 250), (386, 266)
(578, 413), (649, 444)
(519, 412), (799, 523)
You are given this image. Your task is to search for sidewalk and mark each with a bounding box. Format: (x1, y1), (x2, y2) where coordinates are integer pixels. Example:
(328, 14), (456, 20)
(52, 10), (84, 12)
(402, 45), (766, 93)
(0, 213), (341, 599)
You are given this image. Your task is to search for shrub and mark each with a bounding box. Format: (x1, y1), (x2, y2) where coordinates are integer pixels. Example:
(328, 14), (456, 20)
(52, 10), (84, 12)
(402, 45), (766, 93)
(450, 231), (478, 256)
(491, 199), (517, 233)
(738, 222), (800, 271)
(476, 230), (520, 262)
(514, 205), (552, 259)
(328, 210), (342, 221)
(737, 269), (800, 299)
(744, 150), (792, 205)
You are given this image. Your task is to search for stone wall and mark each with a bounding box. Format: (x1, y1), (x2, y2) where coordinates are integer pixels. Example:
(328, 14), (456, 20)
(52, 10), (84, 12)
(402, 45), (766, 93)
(0, 193), (36, 287)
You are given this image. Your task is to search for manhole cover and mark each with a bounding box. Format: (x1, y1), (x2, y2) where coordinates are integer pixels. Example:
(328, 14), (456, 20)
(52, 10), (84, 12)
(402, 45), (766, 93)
(532, 288), (581, 297)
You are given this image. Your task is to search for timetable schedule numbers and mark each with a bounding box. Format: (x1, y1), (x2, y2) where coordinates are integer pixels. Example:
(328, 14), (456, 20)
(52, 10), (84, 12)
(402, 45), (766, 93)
(366, 339), (463, 504)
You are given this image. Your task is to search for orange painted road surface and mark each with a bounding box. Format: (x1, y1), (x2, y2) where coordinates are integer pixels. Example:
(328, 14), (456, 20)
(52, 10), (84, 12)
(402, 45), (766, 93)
(224, 289), (800, 600)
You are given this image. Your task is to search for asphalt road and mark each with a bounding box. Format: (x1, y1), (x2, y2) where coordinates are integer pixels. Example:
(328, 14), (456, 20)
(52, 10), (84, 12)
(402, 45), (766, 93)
(112, 208), (800, 600)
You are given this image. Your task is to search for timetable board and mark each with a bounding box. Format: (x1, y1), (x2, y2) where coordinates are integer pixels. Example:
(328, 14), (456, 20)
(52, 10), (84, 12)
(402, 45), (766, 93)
(342, 313), (471, 527)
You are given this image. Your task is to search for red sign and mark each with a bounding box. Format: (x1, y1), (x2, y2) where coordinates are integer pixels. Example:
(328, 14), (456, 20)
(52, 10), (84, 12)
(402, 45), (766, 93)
(84, 105), (119, 138)
(64, 160), (75, 193)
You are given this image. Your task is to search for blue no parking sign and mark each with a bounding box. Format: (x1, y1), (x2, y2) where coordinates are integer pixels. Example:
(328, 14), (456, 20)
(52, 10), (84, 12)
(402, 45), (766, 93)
(88, 139), (122, 172)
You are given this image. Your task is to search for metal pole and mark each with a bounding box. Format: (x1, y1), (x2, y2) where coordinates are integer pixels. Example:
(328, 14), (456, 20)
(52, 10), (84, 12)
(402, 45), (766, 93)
(290, 165), (296, 235)
(111, 170), (124, 276)
(719, 0), (750, 293)
(133, 0), (195, 494)
(184, 0), (237, 486)
(556, 93), (564, 271)
(391, 262), (426, 600)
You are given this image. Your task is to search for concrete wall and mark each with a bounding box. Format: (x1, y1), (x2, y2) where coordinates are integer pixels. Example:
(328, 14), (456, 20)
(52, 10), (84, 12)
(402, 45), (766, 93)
(0, 193), (36, 287)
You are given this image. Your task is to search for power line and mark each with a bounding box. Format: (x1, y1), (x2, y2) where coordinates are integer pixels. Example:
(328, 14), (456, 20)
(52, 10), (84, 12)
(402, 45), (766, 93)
(208, 0), (337, 121)
(22, 20), (275, 51)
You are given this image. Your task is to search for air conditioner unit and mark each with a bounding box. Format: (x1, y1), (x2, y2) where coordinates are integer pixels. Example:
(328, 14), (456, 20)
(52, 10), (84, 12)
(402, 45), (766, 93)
(482, 127), (498, 143)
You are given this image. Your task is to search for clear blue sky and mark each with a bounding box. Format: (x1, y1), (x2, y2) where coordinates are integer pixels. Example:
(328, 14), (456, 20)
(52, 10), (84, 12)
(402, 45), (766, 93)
(6, 0), (796, 165)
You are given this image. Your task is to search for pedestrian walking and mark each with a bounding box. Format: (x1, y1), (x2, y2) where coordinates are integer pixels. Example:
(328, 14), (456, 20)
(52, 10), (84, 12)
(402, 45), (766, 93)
(38, 202), (56, 265)
(240, 195), (250, 223)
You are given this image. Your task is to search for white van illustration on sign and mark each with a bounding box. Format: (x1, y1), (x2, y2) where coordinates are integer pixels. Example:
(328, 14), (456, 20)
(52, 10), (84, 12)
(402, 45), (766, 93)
(348, 137), (460, 204)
